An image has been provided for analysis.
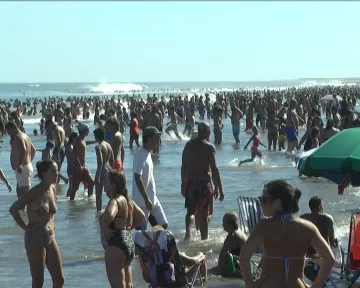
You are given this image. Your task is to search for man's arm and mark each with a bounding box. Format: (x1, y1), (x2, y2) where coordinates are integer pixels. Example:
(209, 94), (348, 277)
(30, 142), (36, 161)
(209, 146), (224, 200)
(95, 146), (103, 183)
(181, 145), (188, 194)
(328, 216), (336, 247)
(121, 135), (125, 163)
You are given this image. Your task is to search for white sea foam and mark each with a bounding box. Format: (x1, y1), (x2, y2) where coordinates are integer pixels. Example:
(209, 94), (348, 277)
(86, 83), (146, 93)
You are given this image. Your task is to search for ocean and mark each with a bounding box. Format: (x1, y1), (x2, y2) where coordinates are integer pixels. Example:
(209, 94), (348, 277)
(0, 81), (358, 287)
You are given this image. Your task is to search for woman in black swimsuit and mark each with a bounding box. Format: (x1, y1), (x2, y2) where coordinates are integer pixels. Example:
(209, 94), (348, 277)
(9, 159), (64, 288)
(100, 170), (145, 288)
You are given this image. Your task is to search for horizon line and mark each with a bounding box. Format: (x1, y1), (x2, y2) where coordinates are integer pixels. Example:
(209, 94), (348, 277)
(1, 77), (359, 84)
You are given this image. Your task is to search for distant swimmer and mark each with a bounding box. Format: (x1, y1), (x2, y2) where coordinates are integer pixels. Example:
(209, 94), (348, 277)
(238, 126), (266, 166)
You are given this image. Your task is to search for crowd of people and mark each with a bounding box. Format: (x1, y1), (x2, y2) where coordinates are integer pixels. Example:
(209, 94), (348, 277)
(1, 84), (359, 287)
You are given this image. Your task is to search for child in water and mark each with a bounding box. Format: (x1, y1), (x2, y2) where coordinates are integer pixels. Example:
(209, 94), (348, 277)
(33, 141), (54, 177)
(238, 126), (267, 166)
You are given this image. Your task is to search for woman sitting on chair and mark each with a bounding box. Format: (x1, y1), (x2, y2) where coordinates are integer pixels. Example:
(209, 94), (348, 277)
(209, 212), (247, 277)
(239, 180), (335, 288)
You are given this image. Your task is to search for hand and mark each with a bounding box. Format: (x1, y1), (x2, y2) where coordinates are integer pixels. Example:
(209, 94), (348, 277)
(25, 225), (39, 233)
(17, 165), (23, 173)
(145, 199), (153, 211)
(181, 185), (186, 198)
(102, 225), (114, 239)
(213, 186), (219, 199)
(7, 183), (12, 192)
(219, 191), (225, 202)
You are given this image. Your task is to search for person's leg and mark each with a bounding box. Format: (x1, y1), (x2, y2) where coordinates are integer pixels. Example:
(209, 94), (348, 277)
(124, 259), (133, 288)
(45, 239), (65, 288)
(105, 246), (126, 288)
(25, 232), (46, 288)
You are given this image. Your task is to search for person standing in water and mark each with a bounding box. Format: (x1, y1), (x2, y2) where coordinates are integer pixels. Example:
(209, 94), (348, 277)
(105, 116), (125, 172)
(238, 126), (267, 166)
(93, 127), (115, 212)
(9, 159), (64, 288)
(69, 123), (95, 200)
(181, 122), (224, 241)
(6, 121), (36, 199)
(132, 126), (168, 230)
(227, 102), (243, 144)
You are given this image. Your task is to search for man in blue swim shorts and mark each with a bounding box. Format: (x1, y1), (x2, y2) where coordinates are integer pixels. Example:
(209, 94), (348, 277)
(228, 102), (243, 144)
(285, 99), (302, 154)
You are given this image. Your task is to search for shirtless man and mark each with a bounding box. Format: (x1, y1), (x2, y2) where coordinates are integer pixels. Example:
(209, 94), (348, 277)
(53, 104), (65, 124)
(228, 102), (243, 144)
(183, 107), (196, 137)
(285, 99), (301, 154)
(45, 119), (68, 182)
(181, 122), (225, 241)
(105, 116), (125, 172)
(5, 121), (36, 198)
(245, 102), (255, 132)
(266, 110), (279, 151)
(93, 127), (114, 212)
(300, 196), (335, 254)
(69, 123), (94, 200)
(300, 196), (336, 280)
(165, 106), (183, 139)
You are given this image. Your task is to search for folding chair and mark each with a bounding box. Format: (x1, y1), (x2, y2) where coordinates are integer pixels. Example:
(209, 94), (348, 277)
(237, 196), (264, 278)
(134, 230), (206, 288)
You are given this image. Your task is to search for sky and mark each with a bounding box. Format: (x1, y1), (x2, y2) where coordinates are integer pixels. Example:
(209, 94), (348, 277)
(0, 1), (360, 83)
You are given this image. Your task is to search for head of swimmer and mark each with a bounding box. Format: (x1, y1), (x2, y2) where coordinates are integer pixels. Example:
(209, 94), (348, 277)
(222, 212), (239, 233)
(251, 126), (258, 134)
(36, 159), (59, 186)
(104, 170), (130, 201)
(5, 121), (19, 138)
(260, 180), (301, 217)
(197, 122), (211, 141)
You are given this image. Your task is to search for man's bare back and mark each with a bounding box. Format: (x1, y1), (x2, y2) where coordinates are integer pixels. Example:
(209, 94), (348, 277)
(182, 138), (214, 181)
(73, 137), (86, 167)
(11, 132), (35, 170)
(110, 131), (123, 162)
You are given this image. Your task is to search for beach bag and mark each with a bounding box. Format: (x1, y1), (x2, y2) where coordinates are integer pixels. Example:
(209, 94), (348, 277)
(150, 261), (176, 287)
(142, 231), (176, 287)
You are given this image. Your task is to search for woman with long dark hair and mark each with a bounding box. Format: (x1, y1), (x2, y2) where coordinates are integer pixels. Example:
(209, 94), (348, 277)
(9, 159), (64, 288)
(100, 170), (145, 288)
(239, 180), (334, 288)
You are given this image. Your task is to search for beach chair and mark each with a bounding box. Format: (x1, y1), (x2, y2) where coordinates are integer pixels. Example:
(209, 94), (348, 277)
(237, 196), (264, 278)
(133, 230), (206, 288)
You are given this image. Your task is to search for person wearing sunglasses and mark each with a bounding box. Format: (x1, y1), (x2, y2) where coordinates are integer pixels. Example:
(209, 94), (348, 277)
(239, 180), (334, 288)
